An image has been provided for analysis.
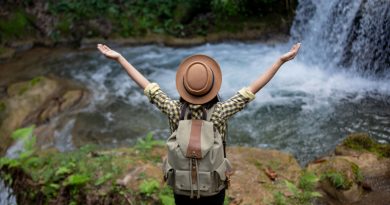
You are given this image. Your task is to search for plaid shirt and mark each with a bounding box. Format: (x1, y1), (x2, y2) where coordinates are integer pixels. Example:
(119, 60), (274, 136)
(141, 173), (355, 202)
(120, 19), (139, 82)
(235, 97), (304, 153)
(144, 83), (255, 139)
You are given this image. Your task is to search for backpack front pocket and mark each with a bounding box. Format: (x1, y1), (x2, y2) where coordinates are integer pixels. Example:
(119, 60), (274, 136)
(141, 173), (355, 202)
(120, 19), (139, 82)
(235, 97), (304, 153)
(174, 170), (212, 191)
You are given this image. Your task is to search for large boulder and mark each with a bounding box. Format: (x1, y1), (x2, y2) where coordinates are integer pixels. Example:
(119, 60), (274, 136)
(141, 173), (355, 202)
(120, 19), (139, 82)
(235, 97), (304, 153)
(0, 76), (90, 155)
(307, 133), (390, 205)
(308, 158), (364, 204)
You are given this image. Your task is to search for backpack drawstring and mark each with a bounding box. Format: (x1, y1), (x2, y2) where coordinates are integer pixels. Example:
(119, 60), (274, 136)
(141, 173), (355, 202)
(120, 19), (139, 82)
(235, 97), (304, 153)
(189, 159), (194, 198)
(196, 159), (200, 198)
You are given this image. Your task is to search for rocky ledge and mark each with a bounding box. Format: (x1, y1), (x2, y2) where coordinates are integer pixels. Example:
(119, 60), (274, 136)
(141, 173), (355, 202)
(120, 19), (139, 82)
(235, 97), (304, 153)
(0, 133), (389, 205)
(0, 76), (90, 155)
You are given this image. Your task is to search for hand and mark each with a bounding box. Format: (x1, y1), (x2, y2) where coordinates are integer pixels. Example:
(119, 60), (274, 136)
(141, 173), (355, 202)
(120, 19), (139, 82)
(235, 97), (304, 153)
(280, 43), (301, 63)
(97, 44), (122, 61)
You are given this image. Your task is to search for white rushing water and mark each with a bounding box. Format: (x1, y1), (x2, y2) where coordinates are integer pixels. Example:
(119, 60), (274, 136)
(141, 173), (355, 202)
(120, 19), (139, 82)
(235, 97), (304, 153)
(46, 0), (389, 165)
(0, 180), (16, 205)
(45, 40), (389, 166)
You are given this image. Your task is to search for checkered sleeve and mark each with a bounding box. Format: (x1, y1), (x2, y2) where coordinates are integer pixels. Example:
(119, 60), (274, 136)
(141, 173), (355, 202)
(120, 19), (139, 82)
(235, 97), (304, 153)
(144, 83), (180, 118)
(217, 87), (255, 120)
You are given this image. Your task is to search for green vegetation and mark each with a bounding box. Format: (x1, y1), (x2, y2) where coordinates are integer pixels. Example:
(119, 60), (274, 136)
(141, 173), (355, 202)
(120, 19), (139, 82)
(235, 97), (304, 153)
(351, 163), (364, 183)
(0, 0), (296, 45)
(139, 178), (160, 196)
(321, 162), (364, 190)
(0, 10), (30, 42)
(321, 171), (351, 190)
(224, 195), (231, 205)
(273, 171), (322, 205)
(135, 131), (164, 152)
(138, 178), (175, 205)
(319, 161), (363, 190)
(0, 127), (169, 204)
(343, 133), (390, 158)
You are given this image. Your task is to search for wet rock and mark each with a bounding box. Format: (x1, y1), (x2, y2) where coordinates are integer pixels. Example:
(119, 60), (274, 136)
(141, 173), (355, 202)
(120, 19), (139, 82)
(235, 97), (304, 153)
(8, 40), (34, 53)
(308, 158), (364, 204)
(0, 76), (90, 155)
(0, 47), (15, 61)
(38, 89), (87, 123)
(307, 133), (390, 205)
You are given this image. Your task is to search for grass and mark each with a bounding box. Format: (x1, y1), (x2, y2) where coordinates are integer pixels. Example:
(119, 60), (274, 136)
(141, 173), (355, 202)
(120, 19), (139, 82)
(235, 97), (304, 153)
(343, 133), (390, 158)
(0, 128), (169, 204)
(319, 160), (363, 190)
(273, 171), (321, 205)
(321, 171), (351, 190)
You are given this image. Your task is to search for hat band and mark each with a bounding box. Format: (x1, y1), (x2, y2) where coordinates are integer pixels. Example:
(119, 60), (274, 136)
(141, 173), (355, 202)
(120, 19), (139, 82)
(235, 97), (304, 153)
(183, 70), (215, 97)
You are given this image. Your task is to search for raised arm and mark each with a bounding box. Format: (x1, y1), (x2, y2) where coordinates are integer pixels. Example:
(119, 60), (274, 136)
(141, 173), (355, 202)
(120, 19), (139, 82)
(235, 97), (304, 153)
(248, 43), (301, 94)
(97, 44), (150, 89)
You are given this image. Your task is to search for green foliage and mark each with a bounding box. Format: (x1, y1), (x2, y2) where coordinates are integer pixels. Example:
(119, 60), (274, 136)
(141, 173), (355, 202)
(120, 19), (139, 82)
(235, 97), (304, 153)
(343, 133), (375, 150)
(135, 132), (164, 152)
(298, 171), (319, 191)
(29, 76), (42, 86)
(343, 133), (390, 158)
(1, 0), (294, 42)
(0, 11), (29, 41)
(0, 157), (21, 168)
(137, 176), (175, 205)
(212, 0), (241, 18)
(273, 191), (287, 205)
(139, 182), (174, 205)
(273, 171), (321, 205)
(224, 195), (231, 205)
(0, 126), (176, 204)
(94, 173), (113, 186)
(351, 163), (364, 183)
(321, 171), (350, 190)
(139, 179), (160, 196)
(0, 128), (123, 200)
(65, 174), (91, 186)
(10, 125), (37, 159)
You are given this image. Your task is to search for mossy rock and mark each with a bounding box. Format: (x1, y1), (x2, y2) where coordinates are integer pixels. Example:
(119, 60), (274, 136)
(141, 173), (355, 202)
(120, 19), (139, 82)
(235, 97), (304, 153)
(0, 76), (90, 155)
(308, 158), (364, 204)
(340, 133), (390, 158)
(312, 158), (363, 190)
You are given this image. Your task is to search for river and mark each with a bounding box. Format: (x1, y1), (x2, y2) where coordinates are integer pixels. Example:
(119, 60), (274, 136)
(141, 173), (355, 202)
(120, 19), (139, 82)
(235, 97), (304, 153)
(1, 0), (389, 203)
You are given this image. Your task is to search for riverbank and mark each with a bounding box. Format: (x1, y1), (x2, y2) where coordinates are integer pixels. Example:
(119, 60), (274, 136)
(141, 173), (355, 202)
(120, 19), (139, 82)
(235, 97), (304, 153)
(1, 133), (389, 205)
(0, 25), (290, 62)
(0, 0), (296, 61)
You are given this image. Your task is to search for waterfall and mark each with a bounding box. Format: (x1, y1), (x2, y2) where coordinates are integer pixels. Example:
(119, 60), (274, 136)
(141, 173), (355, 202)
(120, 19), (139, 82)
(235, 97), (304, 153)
(1, 1), (389, 203)
(0, 180), (16, 205)
(291, 0), (390, 77)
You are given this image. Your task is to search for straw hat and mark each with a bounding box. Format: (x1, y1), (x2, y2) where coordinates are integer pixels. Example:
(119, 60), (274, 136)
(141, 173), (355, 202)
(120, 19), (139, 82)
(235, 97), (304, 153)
(176, 54), (222, 105)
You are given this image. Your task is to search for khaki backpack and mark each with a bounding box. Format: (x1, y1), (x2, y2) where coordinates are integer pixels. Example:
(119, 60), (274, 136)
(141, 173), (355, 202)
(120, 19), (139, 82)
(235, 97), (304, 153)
(162, 103), (232, 198)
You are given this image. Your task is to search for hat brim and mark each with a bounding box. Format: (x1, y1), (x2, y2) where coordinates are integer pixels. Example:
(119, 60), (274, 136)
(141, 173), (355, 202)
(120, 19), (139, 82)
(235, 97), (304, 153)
(176, 54), (222, 105)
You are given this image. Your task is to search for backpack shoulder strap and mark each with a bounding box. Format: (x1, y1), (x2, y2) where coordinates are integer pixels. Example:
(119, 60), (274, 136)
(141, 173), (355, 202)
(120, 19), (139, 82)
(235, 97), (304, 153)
(180, 103), (192, 120)
(204, 104), (227, 158)
(206, 105), (216, 121)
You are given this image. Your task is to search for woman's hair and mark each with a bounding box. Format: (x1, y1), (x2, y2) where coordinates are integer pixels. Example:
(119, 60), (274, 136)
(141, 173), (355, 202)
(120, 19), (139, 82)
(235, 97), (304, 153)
(180, 94), (221, 109)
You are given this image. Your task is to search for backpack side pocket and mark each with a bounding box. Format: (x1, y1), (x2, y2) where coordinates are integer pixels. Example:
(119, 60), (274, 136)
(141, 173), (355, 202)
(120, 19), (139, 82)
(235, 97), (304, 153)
(214, 158), (233, 190)
(163, 158), (174, 187)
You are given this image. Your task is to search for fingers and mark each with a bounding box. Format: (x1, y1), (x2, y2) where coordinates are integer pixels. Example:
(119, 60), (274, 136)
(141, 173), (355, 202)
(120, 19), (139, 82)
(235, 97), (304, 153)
(293, 42), (301, 52)
(97, 44), (106, 53)
(97, 44), (111, 53)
